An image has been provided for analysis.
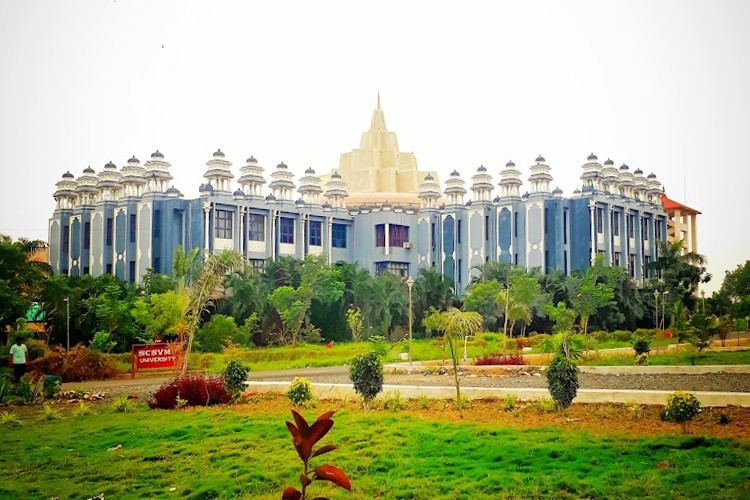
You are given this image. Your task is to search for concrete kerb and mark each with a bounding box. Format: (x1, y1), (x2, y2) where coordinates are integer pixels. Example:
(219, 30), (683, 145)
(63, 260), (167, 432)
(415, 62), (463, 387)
(245, 381), (750, 407)
(384, 363), (750, 375)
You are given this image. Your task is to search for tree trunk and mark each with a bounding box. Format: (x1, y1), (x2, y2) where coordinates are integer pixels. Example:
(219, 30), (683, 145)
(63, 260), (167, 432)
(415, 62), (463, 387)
(448, 337), (462, 411)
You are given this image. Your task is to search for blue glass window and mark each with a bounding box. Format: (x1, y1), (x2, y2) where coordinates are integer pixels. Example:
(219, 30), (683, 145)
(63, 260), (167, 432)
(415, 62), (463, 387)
(280, 217), (294, 244)
(332, 223), (347, 248)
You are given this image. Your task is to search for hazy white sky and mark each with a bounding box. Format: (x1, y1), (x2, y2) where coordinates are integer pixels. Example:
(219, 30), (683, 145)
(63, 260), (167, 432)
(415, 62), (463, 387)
(1, 0), (748, 291)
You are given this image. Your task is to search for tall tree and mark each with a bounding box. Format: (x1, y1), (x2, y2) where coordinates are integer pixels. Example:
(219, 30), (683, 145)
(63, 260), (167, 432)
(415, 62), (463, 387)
(412, 268), (453, 333)
(566, 256), (614, 334)
(651, 239), (711, 311)
(182, 250), (243, 373)
(464, 279), (504, 330)
(438, 307), (483, 410)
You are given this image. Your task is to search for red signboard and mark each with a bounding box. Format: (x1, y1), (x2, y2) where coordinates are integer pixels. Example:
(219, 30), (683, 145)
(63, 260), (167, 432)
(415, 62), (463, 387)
(131, 344), (177, 378)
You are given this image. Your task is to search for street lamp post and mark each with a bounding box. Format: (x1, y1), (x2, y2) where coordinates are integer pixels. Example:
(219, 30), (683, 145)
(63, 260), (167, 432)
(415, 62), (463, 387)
(405, 276), (414, 366)
(653, 290), (659, 330)
(662, 290), (669, 331)
(744, 316), (749, 347)
(63, 297), (70, 351)
(701, 290), (706, 315)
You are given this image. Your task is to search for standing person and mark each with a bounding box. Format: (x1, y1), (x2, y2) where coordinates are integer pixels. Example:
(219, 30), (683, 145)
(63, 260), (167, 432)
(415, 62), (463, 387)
(8, 337), (29, 382)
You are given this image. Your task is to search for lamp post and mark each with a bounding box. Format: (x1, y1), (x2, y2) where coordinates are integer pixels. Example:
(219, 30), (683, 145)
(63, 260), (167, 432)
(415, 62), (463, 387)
(405, 276), (414, 366)
(653, 290), (659, 330)
(744, 316), (749, 347)
(662, 290), (669, 331)
(63, 297), (70, 351)
(701, 290), (706, 315)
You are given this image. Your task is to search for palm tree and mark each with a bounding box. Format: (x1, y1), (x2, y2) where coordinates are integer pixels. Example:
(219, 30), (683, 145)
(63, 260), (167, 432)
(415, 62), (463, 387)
(182, 250), (243, 373)
(438, 307), (483, 410)
(651, 239), (711, 310)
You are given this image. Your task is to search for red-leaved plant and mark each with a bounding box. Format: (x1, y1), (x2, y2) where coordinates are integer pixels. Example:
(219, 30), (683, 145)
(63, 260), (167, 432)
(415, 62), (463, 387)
(282, 409), (351, 500)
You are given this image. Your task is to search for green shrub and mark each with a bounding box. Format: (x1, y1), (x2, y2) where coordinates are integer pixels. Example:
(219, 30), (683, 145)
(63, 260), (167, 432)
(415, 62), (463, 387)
(662, 391), (701, 433)
(287, 377), (315, 408)
(417, 395), (430, 409)
(633, 328), (656, 339)
(611, 330), (632, 342)
(15, 377), (44, 404)
(717, 412), (731, 425)
(73, 401), (93, 417)
(634, 353), (649, 366)
(501, 393), (517, 412)
(379, 390), (406, 411)
(0, 411), (21, 427)
(110, 395), (136, 413)
(546, 351), (579, 409)
(196, 315), (247, 353)
(627, 401), (644, 420)
(535, 397), (558, 413)
(0, 380), (17, 404)
(591, 330), (611, 342)
(349, 352), (383, 407)
(25, 339), (49, 361)
(41, 403), (62, 421)
(90, 332), (117, 353)
(632, 337), (651, 356)
(222, 360), (250, 398)
(368, 335), (388, 358)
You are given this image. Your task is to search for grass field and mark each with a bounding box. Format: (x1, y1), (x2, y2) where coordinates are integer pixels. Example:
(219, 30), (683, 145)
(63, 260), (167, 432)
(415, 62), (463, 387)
(581, 349), (750, 366)
(3, 398), (750, 499)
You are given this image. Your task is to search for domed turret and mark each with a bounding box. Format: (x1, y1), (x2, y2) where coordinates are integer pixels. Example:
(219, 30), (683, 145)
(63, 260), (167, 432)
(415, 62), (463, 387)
(528, 155), (553, 195)
(418, 173), (442, 209)
(443, 169), (467, 205)
(552, 186), (563, 198)
(323, 169), (348, 209)
(233, 189), (245, 201)
(76, 167), (100, 206)
(53, 171), (79, 210)
(647, 173), (662, 204)
(499, 160), (523, 199)
(166, 186), (183, 199)
(470, 165), (494, 202)
(617, 163), (635, 198)
(633, 168), (649, 200)
(238, 155), (265, 198)
(143, 150), (173, 195)
(268, 161), (296, 201)
(297, 166), (323, 205)
(97, 160), (122, 202)
(580, 152), (603, 192)
(202, 149), (233, 194)
(121, 156), (146, 197)
(601, 158), (619, 193)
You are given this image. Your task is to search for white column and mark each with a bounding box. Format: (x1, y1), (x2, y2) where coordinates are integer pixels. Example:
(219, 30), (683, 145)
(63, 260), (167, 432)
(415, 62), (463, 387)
(202, 202), (211, 254)
(589, 201), (596, 265)
(385, 222), (390, 256)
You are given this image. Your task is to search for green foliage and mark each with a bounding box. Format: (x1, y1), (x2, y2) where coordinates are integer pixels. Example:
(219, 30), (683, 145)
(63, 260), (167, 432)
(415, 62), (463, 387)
(24, 338), (48, 361)
(662, 391), (701, 433)
(377, 390), (406, 411)
(611, 330), (633, 342)
(635, 353), (649, 366)
(412, 268), (453, 335)
(544, 302), (576, 334)
(0, 410), (21, 427)
(268, 286), (307, 346)
(437, 308), (484, 411)
(546, 350), (580, 409)
(15, 377), (44, 403)
(110, 395), (136, 413)
(627, 402), (644, 420)
(464, 280), (504, 330)
(196, 314), (246, 353)
(721, 260), (750, 300)
(349, 352), (383, 405)
(632, 336), (651, 356)
(0, 380), (17, 404)
(222, 360), (250, 397)
(535, 397), (558, 412)
(90, 331), (117, 353)
(287, 377), (315, 408)
(43, 375), (61, 399)
(717, 411), (731, 425)
(421, 307), (443, 339)
(41, 403), (62, 421)
(73, 401), (93, 417)
(501, 393), (517, 412)
(368, 335), (388, 358)
(131, 290), (188, 342)
(0, 237), (49, 338)
(345, 306), (364, 341)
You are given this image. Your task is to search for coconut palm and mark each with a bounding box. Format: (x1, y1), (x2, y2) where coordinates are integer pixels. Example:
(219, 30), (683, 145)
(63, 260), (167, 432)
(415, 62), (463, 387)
(182, 250), (243, 373)
(438, 307), (483, 410)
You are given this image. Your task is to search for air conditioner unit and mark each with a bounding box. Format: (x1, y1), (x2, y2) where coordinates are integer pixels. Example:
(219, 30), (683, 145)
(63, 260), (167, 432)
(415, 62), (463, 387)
(402, 242), (412, 249)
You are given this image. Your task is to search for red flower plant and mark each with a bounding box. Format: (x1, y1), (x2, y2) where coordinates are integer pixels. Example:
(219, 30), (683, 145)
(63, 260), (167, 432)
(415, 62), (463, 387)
(282, 409), (352, 500)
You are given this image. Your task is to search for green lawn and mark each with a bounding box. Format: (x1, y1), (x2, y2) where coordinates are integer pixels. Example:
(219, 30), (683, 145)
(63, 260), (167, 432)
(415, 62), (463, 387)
(582, 349), (750, 366)
(3, 404), (749, 499)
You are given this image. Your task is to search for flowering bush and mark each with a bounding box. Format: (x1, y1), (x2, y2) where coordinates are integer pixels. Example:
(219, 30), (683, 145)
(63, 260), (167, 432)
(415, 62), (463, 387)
(475, 353), (527, 366)
(148, 374), (231, 409)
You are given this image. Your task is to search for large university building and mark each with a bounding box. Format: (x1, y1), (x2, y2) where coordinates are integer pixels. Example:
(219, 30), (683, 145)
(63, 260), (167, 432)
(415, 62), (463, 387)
(49, 99), (671, 294)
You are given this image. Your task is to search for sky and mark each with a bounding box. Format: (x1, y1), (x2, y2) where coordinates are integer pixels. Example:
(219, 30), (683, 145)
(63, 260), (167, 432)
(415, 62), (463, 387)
(1, 0), (748, 292)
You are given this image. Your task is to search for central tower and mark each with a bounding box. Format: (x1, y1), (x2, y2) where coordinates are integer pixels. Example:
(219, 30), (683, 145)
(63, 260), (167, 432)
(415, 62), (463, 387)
(320, 95), (439, 207)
